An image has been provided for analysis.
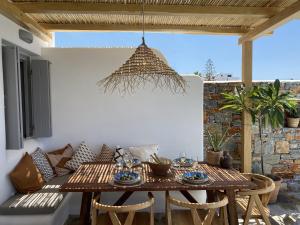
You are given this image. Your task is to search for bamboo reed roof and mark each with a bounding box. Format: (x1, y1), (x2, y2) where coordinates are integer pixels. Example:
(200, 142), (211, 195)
(11, 0), (296, 7)
(2, 0), (300, 41)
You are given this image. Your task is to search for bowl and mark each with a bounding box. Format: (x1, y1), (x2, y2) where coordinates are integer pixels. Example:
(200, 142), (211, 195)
(147, 157), (172, 176)
(182, 171), (208, 184)
(173, 157), (195, 167)
(114, 171), (141, 185)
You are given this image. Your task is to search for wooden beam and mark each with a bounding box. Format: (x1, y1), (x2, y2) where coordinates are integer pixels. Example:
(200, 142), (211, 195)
(42, 23), (249, 35)
(13, 2), (282, 17)
(0, 0), (52, 42)
(239, 0), (300, 44)
(241, 41), (253, 173)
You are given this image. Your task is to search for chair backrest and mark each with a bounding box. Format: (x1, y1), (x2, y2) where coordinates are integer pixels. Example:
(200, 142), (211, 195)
(167, 193), (228, 210)
(92, 192), (154, 225)
(93, 192), (154, 212)
(167, 192), (228, 225)
(238, 173), (275, 206)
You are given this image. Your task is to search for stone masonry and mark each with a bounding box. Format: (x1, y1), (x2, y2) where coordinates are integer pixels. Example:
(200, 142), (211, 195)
(203, 81), (300, 174)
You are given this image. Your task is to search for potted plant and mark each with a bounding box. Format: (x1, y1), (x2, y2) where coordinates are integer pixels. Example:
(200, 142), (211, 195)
(286, 107), (300, 128)
(205, 126), (233, 166)
(220, 79), (297, 203)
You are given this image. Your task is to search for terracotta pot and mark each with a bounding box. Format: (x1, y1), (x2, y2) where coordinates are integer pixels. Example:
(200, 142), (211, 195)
(287, 117), (300, 128)
(267, 174), (283, 204)
(206, 150), (223, 166)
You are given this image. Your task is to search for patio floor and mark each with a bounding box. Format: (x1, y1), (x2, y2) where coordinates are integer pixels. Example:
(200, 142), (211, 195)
(64, 190), (300, 225)
(268, 190), (300, 224)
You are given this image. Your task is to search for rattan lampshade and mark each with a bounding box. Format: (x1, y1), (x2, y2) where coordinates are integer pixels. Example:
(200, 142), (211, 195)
(98, 0), (185, 94)
(98, 38), (186, 94)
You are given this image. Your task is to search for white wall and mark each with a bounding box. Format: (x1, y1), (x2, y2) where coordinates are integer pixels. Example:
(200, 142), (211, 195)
(41, 48), (203, 160)
(41, 48), (204, 213)
(0, 18), (204, 209)
(0, 14), (51, 204)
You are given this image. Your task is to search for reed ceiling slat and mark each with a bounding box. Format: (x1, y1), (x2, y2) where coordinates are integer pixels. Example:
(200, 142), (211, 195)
(5, 0), (298, 35)
(28, 13), (262, 27)
(11, 0), (298, 8)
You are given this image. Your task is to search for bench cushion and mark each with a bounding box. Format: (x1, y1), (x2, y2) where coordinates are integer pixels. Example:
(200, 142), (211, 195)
(0, 175), (71, 215)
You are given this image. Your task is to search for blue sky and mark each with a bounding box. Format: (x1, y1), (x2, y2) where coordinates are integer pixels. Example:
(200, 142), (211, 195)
(55, 20), (300, 80)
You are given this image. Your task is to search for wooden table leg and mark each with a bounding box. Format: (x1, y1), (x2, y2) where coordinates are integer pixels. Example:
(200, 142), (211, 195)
(225, 189), (238, 225)
(80, 192), (93, 225)
(114, 191), (134, 206)
(206, 190), (216, 203)
(180, 190), (198, 203)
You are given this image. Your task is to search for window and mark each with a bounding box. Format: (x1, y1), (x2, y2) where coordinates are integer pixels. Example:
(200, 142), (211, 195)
(20, 54), (33, 138)
(2, 43), (52, 149)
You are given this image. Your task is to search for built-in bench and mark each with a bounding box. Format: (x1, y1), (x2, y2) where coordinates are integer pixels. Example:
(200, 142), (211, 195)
(0, 175), (72, 225)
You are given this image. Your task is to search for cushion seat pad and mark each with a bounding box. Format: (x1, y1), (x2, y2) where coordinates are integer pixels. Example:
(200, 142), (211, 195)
(0, 175), (71, 215)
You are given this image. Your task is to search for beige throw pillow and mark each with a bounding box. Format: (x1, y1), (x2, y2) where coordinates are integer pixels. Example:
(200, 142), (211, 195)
(128, 144), (159, 162)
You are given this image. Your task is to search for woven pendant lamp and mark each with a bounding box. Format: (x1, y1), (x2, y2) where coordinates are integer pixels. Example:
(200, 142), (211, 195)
(98, 2), (186, 94)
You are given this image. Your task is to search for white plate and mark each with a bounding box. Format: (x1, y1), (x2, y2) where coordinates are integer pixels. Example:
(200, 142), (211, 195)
(109, 180), (144, 188)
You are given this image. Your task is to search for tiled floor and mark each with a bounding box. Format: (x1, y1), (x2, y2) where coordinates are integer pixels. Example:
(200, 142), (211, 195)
(65, 191), (300, 225)
(268, 190), (300, 224)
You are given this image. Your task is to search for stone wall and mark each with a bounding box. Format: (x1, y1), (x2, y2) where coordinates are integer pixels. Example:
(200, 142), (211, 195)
(203, 81), (300, 174)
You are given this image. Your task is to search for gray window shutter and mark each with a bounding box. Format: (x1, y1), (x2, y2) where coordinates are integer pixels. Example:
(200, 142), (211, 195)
(31, 60), (52, 137)
(2, 46), (24, 149)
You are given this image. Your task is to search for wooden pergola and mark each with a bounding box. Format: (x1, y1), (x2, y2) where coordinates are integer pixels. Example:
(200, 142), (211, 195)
(1, 0), (300, 172)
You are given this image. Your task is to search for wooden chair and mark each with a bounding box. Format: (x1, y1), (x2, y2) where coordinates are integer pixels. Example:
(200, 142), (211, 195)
(165, 191), (229, 225)
(236, 173), (275, 225)
(92, 192), (155, 225)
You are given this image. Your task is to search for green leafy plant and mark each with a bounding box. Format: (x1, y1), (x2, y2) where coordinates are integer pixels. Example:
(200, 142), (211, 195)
(220, 79), (297, 174)
(287, 107), (300, 118)
(206, 126), (234, 152)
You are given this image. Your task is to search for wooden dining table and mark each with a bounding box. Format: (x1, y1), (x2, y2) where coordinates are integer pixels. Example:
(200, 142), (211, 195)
(60, 162), (255, 225)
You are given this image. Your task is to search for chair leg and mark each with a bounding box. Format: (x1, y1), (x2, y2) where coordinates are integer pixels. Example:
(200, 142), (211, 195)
(124, 211), (135, 225)
(203, 208), (216, 225)
(255, 218), (261, 225)
(222, 206), (229, 225)
(243, 196), (255, 225)
(150, 205), (154, 225)
(254, 195), (271, 225)
(191, 208), (202, 225)
(91, 207), (97, 225)
(109, 212), (121, 225)
(165, 191), (172, 225)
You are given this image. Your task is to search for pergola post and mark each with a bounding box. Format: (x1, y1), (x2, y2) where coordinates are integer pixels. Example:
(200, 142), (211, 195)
(241, 41), (252, 173)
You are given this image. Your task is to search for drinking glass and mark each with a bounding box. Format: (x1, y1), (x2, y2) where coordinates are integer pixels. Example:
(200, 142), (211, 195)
(124, 153), (133, 172)
(115, 161), (124, 172)
(179, 152), (186, 163)
(191, 156), (197, 168)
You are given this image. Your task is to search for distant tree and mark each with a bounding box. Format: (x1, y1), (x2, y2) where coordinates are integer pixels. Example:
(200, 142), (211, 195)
(194, 59), (217, 81)
(204, 59), (216, 81)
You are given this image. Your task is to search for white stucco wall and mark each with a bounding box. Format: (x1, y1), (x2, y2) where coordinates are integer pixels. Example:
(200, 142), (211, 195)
(0, 16), (204, 210)
(41, 48), (204, 160)
(0, 15), (51, 204)
(41, 48), (204, 213)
